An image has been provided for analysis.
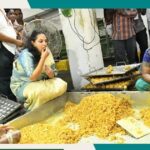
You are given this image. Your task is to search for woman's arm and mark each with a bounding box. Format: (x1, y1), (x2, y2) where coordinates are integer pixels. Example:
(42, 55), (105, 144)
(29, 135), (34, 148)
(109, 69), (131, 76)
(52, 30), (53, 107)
(44, 48), (58, 78)
(30, 49), (49, 81)
(142, 74), (150, 82)
(44, 65), (54, 78)
(142, 65), (150, 82)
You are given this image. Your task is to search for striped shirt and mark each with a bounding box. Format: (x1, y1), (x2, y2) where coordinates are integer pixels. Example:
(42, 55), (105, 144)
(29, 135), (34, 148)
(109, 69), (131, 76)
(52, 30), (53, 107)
(112, 9), (137, 40)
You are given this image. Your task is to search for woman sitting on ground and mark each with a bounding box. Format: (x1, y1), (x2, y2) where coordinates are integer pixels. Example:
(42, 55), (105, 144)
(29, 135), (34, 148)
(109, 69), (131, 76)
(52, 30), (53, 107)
(10, 30), (67, 110)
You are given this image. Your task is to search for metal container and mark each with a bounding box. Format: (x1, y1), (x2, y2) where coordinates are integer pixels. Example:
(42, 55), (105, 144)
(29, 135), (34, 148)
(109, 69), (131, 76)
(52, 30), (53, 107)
(88, 73), (141, 86)
(7, 92), (150, 143)
(82, 63), (140, 77)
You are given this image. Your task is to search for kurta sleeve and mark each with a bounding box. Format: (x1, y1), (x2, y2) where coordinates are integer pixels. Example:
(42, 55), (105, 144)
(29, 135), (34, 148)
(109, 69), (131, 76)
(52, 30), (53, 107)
(19, 49), (35, 77)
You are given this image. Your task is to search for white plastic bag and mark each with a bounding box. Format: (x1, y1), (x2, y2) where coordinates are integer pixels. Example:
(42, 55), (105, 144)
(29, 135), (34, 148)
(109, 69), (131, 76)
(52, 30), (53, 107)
(106, 24), (112, 37)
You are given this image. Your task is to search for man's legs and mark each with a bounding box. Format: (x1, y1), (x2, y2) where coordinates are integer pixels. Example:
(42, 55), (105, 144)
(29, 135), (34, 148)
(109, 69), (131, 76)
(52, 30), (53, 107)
(112, 40), (128, 64)
(125, 36), (137, 64)
(136, 29), (148, 62)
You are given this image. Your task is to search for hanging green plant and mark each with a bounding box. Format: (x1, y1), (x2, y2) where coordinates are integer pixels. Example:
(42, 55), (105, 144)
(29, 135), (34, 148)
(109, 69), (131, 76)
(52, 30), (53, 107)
(61, 9), (72, 17)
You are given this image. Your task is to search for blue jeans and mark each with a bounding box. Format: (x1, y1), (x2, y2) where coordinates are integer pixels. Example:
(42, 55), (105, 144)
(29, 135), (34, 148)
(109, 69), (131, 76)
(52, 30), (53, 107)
(135, 78), (150, 91)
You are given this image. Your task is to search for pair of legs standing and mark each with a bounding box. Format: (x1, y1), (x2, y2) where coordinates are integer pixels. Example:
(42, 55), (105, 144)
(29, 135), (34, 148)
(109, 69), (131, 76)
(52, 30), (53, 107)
(135, 28), (148, 62)
(112, 37), (137, 64)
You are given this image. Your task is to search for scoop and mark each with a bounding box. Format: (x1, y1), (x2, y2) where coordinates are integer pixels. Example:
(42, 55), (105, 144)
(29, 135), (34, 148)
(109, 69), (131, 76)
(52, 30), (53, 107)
(117, 116), (150, 138)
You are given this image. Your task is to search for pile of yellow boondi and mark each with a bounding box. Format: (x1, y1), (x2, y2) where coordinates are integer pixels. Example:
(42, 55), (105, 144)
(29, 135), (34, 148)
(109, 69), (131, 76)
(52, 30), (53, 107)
(19, 93), (134, 144)
(141, 108), (150, 127)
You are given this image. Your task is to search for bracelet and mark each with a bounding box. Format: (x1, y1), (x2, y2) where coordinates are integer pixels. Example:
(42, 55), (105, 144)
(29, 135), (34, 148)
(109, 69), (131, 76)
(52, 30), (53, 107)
(6, 131), (14, 144)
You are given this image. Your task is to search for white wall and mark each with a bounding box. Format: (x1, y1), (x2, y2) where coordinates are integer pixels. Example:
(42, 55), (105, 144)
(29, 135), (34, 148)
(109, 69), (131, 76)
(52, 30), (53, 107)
(60, 9), (104, 89)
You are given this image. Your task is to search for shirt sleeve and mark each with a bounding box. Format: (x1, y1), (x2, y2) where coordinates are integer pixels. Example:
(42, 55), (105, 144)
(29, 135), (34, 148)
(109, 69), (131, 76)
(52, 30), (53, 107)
(19, 50), (35, 77)
(0, 11), (5, 30)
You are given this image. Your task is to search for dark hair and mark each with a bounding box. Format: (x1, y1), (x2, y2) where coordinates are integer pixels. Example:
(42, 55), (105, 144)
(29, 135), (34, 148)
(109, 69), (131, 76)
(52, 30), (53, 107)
(4, 9), (11, 14)
(14, 9), (22, 12)
(14, 9), (23, 16)
(27, 30), (46, 64)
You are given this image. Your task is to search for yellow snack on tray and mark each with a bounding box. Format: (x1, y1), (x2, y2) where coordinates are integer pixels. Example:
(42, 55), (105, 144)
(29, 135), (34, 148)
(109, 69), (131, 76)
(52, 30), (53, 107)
(20, 93), (133, 144)
(84, 80), (132, 90)
(124, 65), (131, 71)
(106, 65), (113, 74)
(140, 108), (150, 127)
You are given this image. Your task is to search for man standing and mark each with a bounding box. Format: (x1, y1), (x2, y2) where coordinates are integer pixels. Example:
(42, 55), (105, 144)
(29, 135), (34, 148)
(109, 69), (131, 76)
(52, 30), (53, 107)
(0, 9), (23, 101)
(112, 9), (137, 64)
(133, 9), (148, 62)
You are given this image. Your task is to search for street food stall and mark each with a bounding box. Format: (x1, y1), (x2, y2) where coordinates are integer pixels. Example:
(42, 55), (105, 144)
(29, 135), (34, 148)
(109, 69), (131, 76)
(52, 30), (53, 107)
(1, 9), (149, 146)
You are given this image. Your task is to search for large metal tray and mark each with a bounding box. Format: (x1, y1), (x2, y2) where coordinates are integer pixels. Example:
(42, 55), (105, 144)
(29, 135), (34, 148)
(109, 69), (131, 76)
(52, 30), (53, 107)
(82, 79), (135, 91)
(82, 63), (140, 77)
(88, 73), (141, 86)
(7, 92), (150, 144)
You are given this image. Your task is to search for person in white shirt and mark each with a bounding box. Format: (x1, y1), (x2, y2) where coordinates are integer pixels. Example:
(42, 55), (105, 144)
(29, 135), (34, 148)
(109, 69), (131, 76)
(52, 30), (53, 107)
(0, 9), (23, 101)
(5, 9), (16, 25)
(146, 9), (150, 36)
(5, 9), (23, 40)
